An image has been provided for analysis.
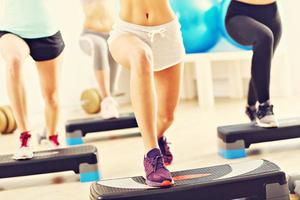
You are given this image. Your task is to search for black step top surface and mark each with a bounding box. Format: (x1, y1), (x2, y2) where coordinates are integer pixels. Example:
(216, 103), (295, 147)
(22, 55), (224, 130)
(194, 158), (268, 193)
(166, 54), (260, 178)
(66, 113), (138, 134)
(218, 117), (300, 143)
(91, 159), (281, 198)
(0, 145), (98, 178)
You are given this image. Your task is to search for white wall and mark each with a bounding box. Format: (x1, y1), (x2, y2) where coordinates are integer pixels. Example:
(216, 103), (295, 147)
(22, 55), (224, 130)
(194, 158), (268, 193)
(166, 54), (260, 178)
(281, 1), (300, 95)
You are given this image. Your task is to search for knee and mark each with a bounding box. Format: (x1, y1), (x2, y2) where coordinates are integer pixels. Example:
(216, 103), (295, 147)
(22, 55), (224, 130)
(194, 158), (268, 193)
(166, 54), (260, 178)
(158, 112), (175, 127)
(257, 29), (274, 48)
(130, 48), (153, 74)
(6, 56), (23, 78)
(79, 38), (92, 56)
(43, 92), (58, 108)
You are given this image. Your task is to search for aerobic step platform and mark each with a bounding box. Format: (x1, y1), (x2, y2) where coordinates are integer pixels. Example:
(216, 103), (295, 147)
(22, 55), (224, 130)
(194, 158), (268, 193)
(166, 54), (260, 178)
(0, 145), (100, 182)
(90, 160), (289, 200)
(288, 174), (300, 196)
(65, 113), (138, 146)
(218, 117), (300, 159)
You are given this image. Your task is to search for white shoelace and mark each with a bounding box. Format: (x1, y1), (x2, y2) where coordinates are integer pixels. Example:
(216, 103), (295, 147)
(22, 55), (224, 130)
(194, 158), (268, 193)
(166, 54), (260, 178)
(147, 28), (166, 43)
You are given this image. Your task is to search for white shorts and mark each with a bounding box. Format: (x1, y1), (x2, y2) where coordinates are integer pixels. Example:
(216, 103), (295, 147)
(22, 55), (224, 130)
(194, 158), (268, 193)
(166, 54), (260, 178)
(108, 19), (186, 71)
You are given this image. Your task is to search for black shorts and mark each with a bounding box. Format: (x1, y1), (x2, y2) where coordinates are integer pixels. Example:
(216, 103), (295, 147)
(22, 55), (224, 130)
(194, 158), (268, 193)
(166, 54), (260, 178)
(0, 31), (65, 61)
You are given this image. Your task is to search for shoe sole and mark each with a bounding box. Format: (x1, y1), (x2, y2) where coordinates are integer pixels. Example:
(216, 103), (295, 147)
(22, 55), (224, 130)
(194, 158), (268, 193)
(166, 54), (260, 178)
(101, 114), (119, 120)
(12, 155), (34, 160)
(146, 179), (174, 187)
(256, 120), (279, 128)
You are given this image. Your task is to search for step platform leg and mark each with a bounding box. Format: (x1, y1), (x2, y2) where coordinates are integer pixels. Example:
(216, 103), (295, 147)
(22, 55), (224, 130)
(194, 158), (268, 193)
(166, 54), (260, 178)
(79, 163), (101, 182)
(66, 130), (84, 146)
(266, 183), (290, 200)
(218, 139), (247, 159)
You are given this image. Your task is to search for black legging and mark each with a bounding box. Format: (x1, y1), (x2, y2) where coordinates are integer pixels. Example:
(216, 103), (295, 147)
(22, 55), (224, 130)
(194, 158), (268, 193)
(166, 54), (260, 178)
(225, 0), (282, 106)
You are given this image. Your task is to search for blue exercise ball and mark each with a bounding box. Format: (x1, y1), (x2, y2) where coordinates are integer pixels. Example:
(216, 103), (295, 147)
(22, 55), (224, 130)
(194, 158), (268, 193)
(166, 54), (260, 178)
(171, 0), (221, 53)
(219, 0), (252, 50)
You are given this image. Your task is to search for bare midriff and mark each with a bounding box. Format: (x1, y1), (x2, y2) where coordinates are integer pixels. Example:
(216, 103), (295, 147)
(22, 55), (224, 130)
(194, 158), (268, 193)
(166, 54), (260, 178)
(82, 0), (115, 33)
(120, 0), (176, 26)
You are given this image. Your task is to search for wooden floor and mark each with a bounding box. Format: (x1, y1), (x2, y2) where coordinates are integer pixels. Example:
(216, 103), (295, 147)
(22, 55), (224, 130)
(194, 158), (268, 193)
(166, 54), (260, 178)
(0, 97), (300, 200)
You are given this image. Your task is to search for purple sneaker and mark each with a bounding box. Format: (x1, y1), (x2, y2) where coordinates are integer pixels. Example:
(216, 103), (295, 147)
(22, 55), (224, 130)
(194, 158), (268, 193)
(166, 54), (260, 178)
(144, 148), (174, 187)
(158, 136), (173, 165)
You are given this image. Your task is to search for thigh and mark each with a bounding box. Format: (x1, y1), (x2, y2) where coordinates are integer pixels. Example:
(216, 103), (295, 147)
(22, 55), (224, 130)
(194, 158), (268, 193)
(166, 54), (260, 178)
(87, 34), (110, 69)
(226, 15), (273, 46)
(155, 63), (182, 115)
(79, 35), (94, 56)
(80, 34), (109, 59)
(108, 50), (119, 72)
(108, 53), (120, 82)
(35, 54), (63, 95)
(0, 34), (30, 62)
(109, 33), (152, 69)
(269, 14), (282, 51)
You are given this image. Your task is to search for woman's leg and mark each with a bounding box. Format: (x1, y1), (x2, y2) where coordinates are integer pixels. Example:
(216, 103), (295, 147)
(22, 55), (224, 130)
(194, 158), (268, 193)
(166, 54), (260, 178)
(35, 54), (63, 141)
(109, 34), (173, 187)
(0, 34), (33, 159)
(108, 53), (121, 95)
(110, 34), (157, 151)
(245, 80), (258, 122)
(247, 80), (257, 107)
(155, 63), (182, 165)
(0, 34), (30, 132)
(226, 16), (278, 127)
(246, 13), (282, 109)
(79, 35), (111, 98)
(94, 70), (111, 98)
(79, 35), (119, 119)
(227, 16), (274, 104)
(270, 14), (282, 54)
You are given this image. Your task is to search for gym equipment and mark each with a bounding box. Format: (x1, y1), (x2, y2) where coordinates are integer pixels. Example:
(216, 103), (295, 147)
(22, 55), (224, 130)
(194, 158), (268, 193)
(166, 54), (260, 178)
(0, 145), (100, 182)
(90, 159), (289, 200)
(170, 0), (221, 53)
(0, 106), (17, 133)
(1, 105), (17, 133)
(219, 0), (252, 50)
(81, 88), (101, 114)
(0, 109), (8, 133)
(65, 113), (138, 146)
(290, 195), (299, 200)
(218, 117), (300, 159)
(288, 174), (300, 197)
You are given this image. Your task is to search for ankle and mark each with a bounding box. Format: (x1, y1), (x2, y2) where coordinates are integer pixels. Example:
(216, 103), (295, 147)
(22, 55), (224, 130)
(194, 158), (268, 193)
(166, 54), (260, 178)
(19, 131), (31, 147)
(101, 94), (109, 100)
(49, 134), (60, 146)
(259, 100), (271, 107)
(145, 148), (161, 158)
(158, 136), (168, 147)
(158, 136), (164, 141)
(145, 142), (159, 152)
(102, 96), (113, 101)
(246, 105), (256, 111)
(20, 130), (30, 133)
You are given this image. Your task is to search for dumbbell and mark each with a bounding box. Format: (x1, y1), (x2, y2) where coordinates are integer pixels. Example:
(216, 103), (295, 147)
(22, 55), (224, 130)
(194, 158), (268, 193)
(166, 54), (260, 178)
(0, 105), (17, 134)
(0, 109), (8, 133)
(288, 174), (300, 196)
(81, 88), (102, 114)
